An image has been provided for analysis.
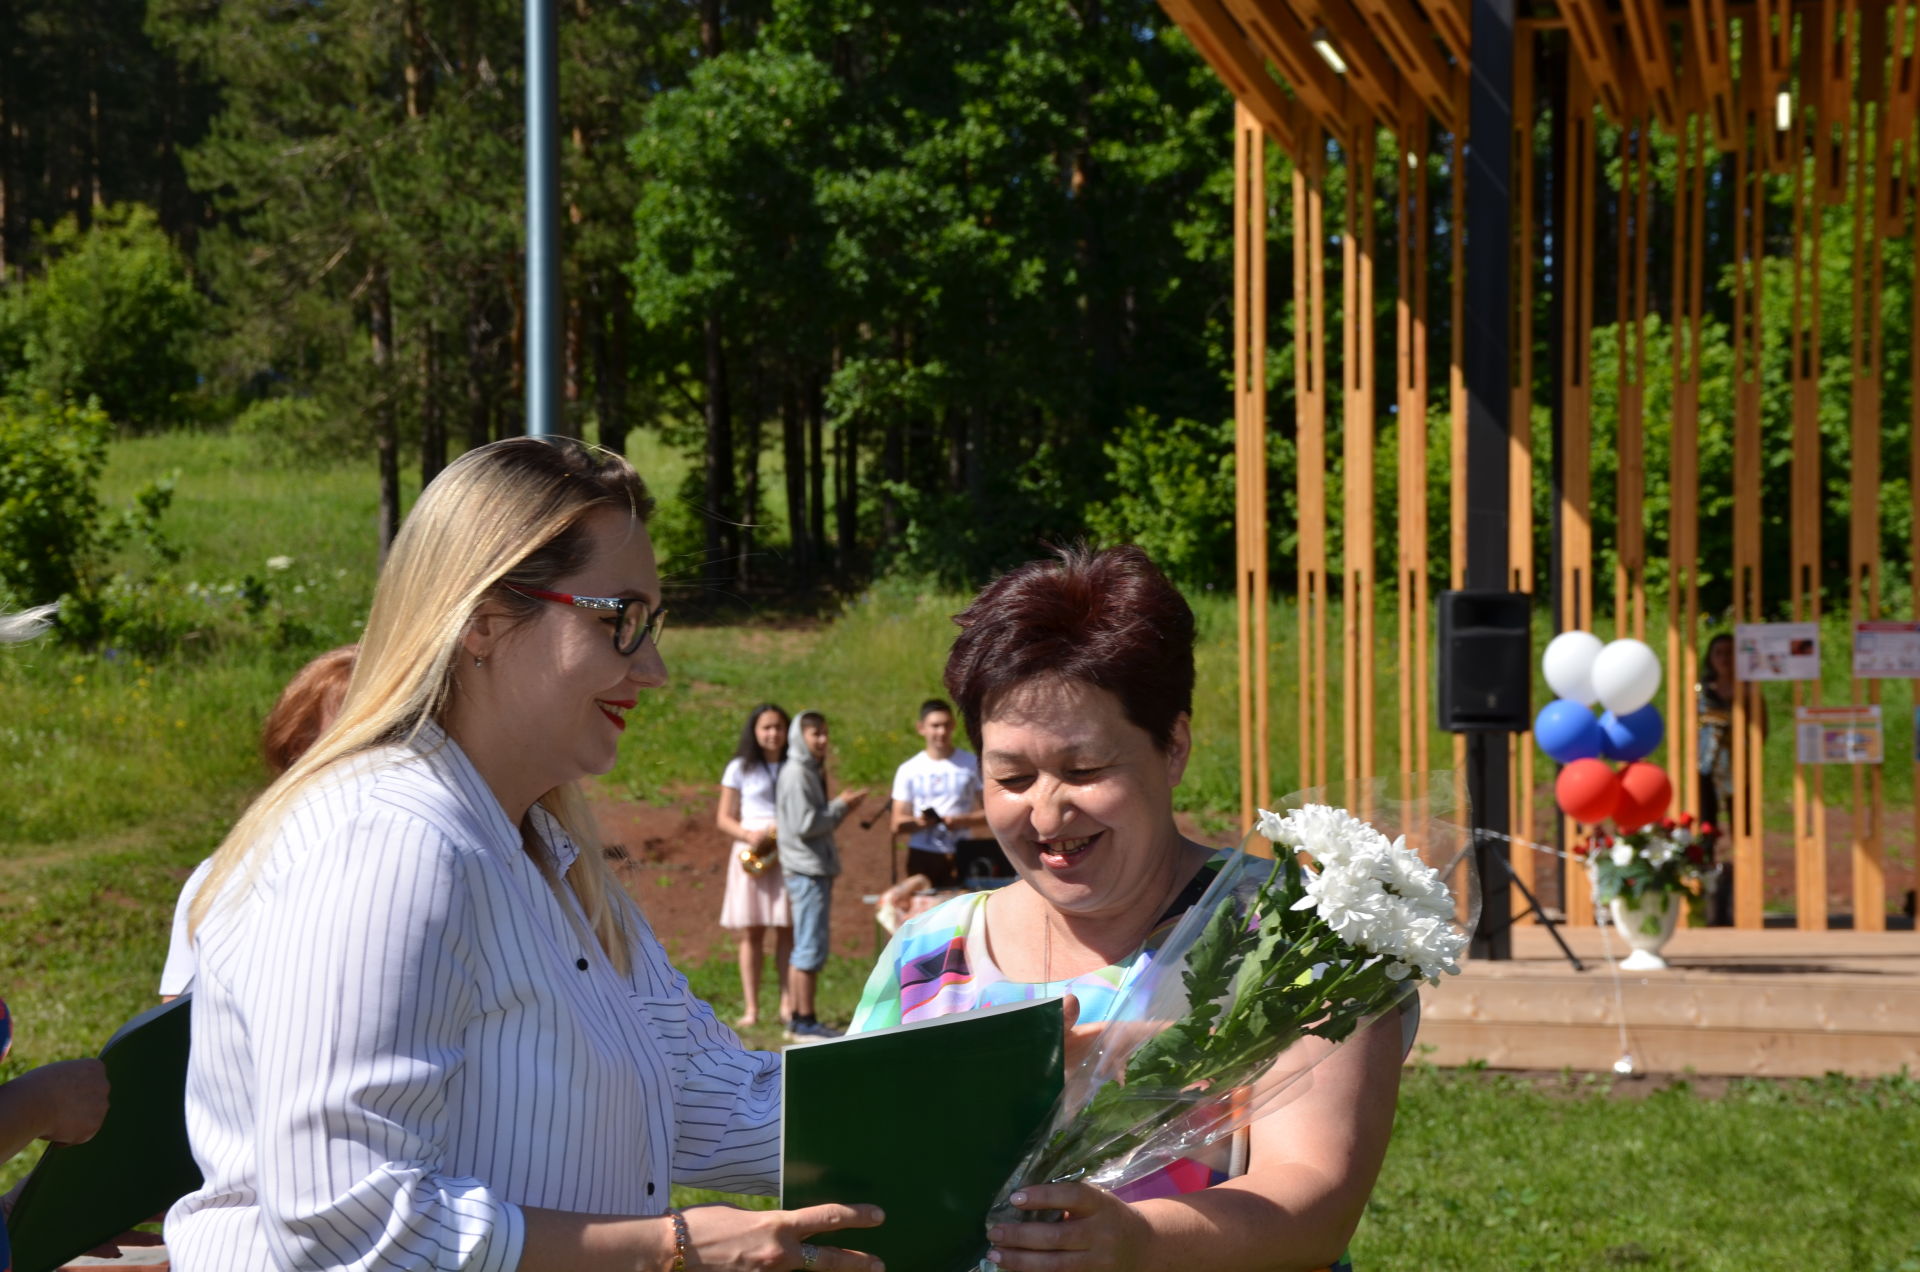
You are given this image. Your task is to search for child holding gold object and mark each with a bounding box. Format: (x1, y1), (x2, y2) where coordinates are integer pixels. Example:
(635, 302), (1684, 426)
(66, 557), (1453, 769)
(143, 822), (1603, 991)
(716, 702), (793, 1026)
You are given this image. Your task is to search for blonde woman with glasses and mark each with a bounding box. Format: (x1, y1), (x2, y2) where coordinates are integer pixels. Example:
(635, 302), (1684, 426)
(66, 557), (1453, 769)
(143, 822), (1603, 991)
(166, 439), (882, 1272)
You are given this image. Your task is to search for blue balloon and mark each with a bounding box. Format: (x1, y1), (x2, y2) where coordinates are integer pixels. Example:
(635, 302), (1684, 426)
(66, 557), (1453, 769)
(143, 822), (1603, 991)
(1599, 704), (1665, 762)
(1535, 698), (1605, 764)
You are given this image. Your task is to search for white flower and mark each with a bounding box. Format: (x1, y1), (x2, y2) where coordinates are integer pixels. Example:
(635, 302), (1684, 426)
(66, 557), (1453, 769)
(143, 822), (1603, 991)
(1254, 808), (1289, 844)
(1611, 842), (1636, 868)
(266, 555), (294, 572)
(1272, 804), (1468, 983)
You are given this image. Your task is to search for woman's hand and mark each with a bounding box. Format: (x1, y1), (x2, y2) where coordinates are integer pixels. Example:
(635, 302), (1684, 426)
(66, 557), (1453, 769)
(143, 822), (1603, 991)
(985, 1183), (1150, 1272)
(684, 1201), (887, 1272)
(19, 1058), (111, 1145)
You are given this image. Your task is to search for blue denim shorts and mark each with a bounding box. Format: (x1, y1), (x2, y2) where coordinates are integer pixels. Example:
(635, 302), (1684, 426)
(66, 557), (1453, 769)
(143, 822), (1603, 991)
(784, 872), (834, 971)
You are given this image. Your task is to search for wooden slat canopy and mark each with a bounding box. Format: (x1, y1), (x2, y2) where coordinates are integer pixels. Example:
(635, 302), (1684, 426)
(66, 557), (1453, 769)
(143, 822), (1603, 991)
(1191, 0), (1920, 933)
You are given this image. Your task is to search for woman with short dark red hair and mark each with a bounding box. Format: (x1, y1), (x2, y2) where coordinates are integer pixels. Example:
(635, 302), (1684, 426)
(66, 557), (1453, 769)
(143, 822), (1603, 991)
(848, 545), (1403, 1272)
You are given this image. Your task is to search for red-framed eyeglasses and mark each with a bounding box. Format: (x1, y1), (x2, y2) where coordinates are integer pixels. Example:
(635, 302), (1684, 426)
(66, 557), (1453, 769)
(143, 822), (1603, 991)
(505, 585), (667, 654)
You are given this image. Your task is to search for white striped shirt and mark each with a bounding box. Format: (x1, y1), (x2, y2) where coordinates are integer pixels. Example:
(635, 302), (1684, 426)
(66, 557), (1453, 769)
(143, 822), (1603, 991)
(166, 725), (781, 1271)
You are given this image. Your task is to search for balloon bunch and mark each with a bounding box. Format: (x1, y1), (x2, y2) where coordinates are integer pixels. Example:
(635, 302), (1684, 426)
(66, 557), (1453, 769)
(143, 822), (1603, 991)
(1536, 632), (1673, 831)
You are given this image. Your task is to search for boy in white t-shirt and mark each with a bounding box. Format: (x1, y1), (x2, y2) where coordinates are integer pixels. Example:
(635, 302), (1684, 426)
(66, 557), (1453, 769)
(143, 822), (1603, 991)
(888, 699), (987, 888)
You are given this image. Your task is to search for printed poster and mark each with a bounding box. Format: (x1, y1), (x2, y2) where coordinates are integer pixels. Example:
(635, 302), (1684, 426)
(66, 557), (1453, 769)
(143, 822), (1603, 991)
(1795, 705), (1883, 765)
(1853, 621), (1920, 678)
(1734, 622), (1820, 681)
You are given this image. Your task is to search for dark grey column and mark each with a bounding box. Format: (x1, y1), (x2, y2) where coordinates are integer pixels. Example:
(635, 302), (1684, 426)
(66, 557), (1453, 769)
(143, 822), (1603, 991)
(526, 0), (559, 439)
(1465, 0), (1515, 959)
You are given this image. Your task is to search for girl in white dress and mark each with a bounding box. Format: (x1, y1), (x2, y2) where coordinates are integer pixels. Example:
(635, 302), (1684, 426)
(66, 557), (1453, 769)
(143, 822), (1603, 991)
(716, 702), (792, 1026)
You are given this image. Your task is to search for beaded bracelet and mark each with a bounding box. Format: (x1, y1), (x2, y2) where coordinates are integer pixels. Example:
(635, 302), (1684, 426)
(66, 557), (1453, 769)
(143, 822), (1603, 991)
(667, 1206), (691, 1271)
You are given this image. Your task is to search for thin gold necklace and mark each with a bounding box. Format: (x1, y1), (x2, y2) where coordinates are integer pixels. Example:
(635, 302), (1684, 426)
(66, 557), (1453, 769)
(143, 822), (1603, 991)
(1039, 869), (1185, 986)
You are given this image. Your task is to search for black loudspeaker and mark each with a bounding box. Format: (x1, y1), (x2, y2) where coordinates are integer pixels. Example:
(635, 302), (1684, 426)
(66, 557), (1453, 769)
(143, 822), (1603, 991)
(1437, 590), (1532, 733)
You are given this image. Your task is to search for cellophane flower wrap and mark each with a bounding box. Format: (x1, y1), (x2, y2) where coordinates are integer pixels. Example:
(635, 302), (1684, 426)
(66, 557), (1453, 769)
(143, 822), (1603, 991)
(986, 777), (1479, 1224)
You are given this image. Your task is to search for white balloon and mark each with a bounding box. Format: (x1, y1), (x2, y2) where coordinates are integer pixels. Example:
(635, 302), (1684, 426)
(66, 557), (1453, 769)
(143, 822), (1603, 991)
(1542, 630), (1604, 705)
(1592, 638), (1662, 715)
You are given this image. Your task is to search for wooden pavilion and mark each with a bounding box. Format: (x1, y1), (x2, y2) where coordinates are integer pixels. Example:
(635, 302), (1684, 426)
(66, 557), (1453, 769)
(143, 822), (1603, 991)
(1172, 0), (1920, 941)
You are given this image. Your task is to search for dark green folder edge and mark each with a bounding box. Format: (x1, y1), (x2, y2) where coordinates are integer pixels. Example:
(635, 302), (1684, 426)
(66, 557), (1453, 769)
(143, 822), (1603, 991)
(7, 995), (201, 1272)
(781, 997), (1065, 1272)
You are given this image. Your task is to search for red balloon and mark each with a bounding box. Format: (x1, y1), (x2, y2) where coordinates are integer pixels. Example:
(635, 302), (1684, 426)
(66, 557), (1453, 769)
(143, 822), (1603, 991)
(1555, 758), (1622, 825)
(1613, 761), (1673, 832)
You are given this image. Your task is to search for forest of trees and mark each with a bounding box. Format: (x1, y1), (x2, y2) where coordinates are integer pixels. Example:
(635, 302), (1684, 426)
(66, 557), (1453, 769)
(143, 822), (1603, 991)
(0, 0), (1913, 612)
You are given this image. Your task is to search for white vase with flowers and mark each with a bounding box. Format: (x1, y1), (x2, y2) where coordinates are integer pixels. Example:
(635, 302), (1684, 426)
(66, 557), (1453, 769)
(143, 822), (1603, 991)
(1580, 815), (1712, 971)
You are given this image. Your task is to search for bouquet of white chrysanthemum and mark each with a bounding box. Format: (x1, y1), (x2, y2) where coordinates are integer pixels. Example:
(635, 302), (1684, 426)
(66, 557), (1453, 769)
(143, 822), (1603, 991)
(986, 779), (1478, 1224)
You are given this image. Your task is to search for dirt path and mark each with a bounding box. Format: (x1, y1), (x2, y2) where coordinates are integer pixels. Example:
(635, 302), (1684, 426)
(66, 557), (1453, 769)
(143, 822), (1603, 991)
(593, 781), (901, 965)
(591, 784), (1227, 963)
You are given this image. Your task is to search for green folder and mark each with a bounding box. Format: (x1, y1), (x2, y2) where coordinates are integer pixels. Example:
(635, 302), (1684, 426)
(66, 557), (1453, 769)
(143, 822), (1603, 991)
(6, 996), (201, 1272)
(782, 997), (1064, 1272)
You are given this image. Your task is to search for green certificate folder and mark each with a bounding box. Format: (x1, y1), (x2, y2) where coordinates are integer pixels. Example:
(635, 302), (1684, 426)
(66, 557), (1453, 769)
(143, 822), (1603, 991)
(6, 996), (201, 1272)
(782, 997), (1064, 1272)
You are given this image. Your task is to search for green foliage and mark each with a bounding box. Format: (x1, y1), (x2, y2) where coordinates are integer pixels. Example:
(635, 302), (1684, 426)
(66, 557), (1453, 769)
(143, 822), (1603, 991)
(0, 396), (113, 603)
(0, 204), (205, 429)
(1085, 409), (1236, 587)
(230, 395), (354, 469)
(628, 47), (840, 337)
(0, 395), (185, 649)
(627, 0), (1238, 585)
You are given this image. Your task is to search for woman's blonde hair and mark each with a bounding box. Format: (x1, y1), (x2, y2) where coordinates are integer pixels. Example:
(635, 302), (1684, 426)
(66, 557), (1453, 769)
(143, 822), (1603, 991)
(190, 437), (656, 974)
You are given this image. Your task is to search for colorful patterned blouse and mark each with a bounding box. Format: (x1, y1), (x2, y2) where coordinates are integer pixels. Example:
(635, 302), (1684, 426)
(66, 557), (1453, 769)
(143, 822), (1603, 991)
(848, 856), (1355, 1270)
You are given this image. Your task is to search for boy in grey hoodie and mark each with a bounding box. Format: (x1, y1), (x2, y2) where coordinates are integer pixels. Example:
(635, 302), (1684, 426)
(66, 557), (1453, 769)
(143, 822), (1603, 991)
(774, 709), (868, 1039)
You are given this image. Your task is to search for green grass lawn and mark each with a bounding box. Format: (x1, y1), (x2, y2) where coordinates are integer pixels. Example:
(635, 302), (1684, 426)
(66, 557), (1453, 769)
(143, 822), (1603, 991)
(5, 431), (1919, 1262)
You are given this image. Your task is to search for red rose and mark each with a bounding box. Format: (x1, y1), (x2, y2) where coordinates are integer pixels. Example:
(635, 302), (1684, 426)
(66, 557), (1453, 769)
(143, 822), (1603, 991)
(1677, 811), (1695, 827)
(1700, 821), (1716, 837)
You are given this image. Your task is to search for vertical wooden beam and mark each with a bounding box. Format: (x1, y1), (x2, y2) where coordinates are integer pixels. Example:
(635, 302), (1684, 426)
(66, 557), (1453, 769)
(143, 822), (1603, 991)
(1508, 30), (1538, 919)
(1665, 112), (1707, 836)
(1559, 59), (1598, 926)
(1849, 11), (1890, 932)
(1755, 0), (1793, 123)
(1904, 102), (1920, 937)
(1818, 2), (1854, 204)
(1395, 92), (1432, 802)
(1342, 127), (1378, 787)
(1788, 21), (1828, 932)
(1234, 103), (1271, 828)
(1296, 131), (1331, 794)
(1614, 119), (1650, 643)
(1730, 32), (1767, 932)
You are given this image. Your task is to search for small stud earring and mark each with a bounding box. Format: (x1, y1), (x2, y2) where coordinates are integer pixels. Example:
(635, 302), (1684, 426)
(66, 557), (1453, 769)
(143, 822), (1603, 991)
(473, 655), (484, 668)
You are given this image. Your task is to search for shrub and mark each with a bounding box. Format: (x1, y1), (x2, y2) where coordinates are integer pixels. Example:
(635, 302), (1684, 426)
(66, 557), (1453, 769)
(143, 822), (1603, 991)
(0, 395), (177, 648)
(0, 203), (205, 429)
(231, 395), (352, 468)
(0, 396), (114, 603)
(1085, 408), (1236, 588)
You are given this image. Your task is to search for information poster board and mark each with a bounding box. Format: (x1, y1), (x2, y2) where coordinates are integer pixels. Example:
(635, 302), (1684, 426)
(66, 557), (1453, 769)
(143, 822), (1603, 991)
(1853, 621), (1920, 678)
(1795, 705), (1884, 765)
(1734, 622), (1821, 681)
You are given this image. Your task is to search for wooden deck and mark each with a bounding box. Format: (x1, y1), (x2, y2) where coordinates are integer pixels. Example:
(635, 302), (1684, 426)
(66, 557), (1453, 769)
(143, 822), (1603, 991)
(1414, 925), (1920, 1077)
